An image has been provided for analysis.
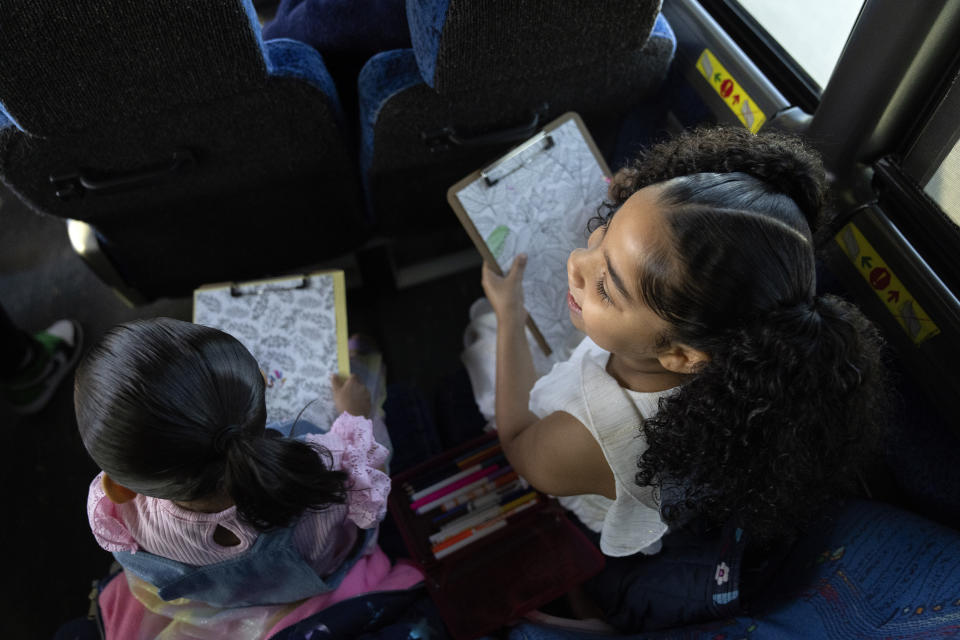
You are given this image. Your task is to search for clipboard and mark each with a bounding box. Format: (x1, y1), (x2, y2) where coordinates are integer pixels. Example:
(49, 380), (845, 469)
(447, 112), (611, 360)
(193, 270), (349, 427)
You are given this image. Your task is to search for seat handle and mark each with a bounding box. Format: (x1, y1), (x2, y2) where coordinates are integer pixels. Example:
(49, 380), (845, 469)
(50, 149), (195, 200)
(422, 105), (548, 151)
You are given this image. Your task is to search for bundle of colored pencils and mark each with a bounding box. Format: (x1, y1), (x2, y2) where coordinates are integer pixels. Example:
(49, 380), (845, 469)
(402, 439), (541, 559)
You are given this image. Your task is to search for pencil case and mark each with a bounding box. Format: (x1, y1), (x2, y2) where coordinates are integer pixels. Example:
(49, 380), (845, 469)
(388, 431), (605, 639)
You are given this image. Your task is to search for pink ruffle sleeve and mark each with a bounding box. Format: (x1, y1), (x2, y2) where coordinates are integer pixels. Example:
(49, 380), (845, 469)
(305, 413), (390, 529)
(86, 472), (140, 553)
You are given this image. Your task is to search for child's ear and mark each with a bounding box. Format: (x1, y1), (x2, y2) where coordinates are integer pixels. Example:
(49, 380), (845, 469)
(657, 343), (710, 375)
(101, 474), (137, 504)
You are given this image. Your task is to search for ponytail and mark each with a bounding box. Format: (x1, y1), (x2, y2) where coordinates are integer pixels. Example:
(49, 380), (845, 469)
(220, 429), (348, 531)
(76, 318), (348, 530)
(638, 294), (887, 542)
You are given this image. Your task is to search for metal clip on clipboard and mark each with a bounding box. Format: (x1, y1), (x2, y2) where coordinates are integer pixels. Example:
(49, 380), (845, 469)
(230, 276), (310, 297)
(480, 131), (555, 187)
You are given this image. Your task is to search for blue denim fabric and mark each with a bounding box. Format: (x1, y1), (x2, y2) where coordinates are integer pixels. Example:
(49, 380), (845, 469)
(269, 416), (328, 439)
(0, 102), (16, 130)
(112, 419), (375, 607)
(269, 584), (440, 640)
(114, 525), (376, 608)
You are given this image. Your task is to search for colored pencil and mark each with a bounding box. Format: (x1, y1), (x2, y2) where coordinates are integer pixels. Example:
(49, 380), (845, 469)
(429, 490), (539, 545)
(402, 462), (465, 494)
(429, 500), (469, 525)
(406, 454), (505, 503)
(409, 464), (502, 511)
(453, 439), (501, 464)
(455, 442), (503, 469)
(433, 498), (539, 559)
(439, 469), (518, 511)
(416, 468), (516, 515)
(405, 449), (506, 493)
(428, 478), (526, 525)
(406, 464), (481, 502)
(430, 527), (474, 554)
(465, 482), (530, 513)
(434, 520), (507, 559)
(470, 496), (538, 534)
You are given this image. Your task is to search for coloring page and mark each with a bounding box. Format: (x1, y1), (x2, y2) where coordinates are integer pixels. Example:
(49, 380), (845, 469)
(194, 273), (343, 427)
(453, 118), (609, 362)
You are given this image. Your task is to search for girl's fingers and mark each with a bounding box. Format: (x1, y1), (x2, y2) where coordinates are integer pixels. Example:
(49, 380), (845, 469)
(510, 254), (527, 279)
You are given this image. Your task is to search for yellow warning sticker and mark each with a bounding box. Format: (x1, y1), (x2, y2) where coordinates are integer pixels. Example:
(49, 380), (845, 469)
(696, 49), (766, 133)
(835, 223), (940, 344)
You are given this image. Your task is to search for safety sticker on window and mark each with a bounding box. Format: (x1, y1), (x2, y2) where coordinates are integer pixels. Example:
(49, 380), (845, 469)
(836, 222), (940, 344)
(696, 49), (766, 134)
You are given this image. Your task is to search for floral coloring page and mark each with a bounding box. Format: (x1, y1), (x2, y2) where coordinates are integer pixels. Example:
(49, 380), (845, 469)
(194, 272), (346, 427)
(453, 117), (610, 362)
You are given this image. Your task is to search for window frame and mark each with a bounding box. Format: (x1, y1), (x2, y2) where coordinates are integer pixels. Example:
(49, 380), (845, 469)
(876, 54), (960, 301)
(873, 157), (960, 300)
(900, 52), (960, 187)
(698, 0), (823, 114)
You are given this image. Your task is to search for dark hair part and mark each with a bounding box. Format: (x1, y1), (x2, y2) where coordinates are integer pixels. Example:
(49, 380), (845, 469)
(75, 318), (347, 531)
(609, 128), (887, 543)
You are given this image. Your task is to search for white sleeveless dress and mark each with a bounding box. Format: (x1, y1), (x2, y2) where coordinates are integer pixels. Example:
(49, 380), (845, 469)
(529, 336), (674, 557)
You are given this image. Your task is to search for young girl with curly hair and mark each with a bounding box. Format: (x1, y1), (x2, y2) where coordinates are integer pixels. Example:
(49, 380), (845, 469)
(481, 126), (887, 629)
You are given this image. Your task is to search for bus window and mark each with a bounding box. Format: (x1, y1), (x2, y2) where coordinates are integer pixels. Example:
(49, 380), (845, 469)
(698, 0), (864, 115)
(734, 0), (865, 91)
(890, 61), (960, 296)
(923, 136), (960, 227)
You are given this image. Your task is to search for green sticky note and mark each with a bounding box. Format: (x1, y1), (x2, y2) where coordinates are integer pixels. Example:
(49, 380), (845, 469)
(486, 225), (510, 260)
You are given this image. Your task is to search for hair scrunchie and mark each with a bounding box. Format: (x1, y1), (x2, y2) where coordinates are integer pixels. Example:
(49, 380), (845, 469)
(212, 424), (243, 454)
(765, 298), (823, 336)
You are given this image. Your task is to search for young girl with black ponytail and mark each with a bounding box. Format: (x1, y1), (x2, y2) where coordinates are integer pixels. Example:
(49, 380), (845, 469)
(481, 127), (887, 628)
(76, 318), (418, 621)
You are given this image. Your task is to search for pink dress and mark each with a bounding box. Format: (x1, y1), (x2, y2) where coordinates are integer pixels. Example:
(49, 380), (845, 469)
(87, 412), (391, 576)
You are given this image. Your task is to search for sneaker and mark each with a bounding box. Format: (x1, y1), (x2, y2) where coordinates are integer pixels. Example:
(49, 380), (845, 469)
(1, 319), (83, 415)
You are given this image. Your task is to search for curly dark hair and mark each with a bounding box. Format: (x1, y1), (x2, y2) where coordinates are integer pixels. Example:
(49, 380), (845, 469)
(605, 127), (888, 544)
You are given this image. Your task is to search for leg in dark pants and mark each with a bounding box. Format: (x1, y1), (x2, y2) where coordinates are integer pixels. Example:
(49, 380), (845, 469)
(0, 302), (35, 378)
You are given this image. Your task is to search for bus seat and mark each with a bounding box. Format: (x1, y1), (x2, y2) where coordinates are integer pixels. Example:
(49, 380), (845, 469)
(884, 381), (960, 530)
(0, 0), (367, 301)
(263, 0), (411, 57)
(357, 0), (676, 234)
(509, 499), (960, 639)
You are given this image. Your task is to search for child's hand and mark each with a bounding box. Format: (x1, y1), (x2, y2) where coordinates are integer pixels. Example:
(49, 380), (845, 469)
(331, 374), (371, 418)
(481, 254), (528, 326)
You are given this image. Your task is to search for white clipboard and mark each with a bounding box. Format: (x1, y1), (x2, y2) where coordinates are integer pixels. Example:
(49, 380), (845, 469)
(193, 270), (349, 426)
(447, 112), (612, 360)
